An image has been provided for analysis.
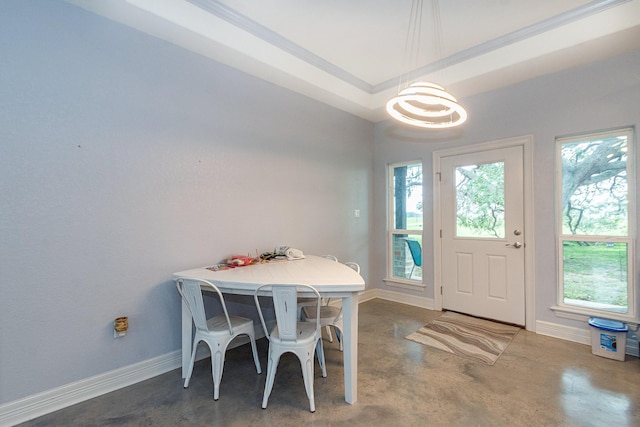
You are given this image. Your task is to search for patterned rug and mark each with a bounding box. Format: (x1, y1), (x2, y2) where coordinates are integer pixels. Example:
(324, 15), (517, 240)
(406, 311), (520, 365)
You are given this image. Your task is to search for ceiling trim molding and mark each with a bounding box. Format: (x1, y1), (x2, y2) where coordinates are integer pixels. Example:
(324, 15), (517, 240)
(373, 0), (632, 92)
(186, 0), (374, 93)
(187, 0), (631, 97)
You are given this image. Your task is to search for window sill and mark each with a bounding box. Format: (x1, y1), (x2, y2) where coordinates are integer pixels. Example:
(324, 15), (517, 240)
(382, 278), (425, 291)
(551, 305), (638, 326)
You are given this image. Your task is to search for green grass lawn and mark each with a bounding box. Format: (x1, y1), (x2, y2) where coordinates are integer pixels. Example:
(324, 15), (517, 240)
(406, 216), (423, 229)
(563, 241), (627, 307)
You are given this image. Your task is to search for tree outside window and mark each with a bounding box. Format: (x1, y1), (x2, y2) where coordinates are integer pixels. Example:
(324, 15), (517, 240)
(455, 162), (505, 239)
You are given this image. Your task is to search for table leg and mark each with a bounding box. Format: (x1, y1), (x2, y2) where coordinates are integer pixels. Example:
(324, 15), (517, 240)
(181, 298), (192, 378)
(342, 292), (358, 404)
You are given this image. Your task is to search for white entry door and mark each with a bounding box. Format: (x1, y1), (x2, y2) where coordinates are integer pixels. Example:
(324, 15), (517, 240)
(439, 145), (525, 325)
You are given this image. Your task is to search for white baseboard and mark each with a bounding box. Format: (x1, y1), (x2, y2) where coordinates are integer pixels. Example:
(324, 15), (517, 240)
(0, 351), (181, 427)
(356, 288), (377, 303)
(536, 320), (591, 345)
(365, 288), (435, 310)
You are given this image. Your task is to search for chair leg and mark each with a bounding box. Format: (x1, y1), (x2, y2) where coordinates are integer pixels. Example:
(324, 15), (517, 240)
(333, 326), (344, 352)
(262, 348), (281, 409)
(325, 325), (333, 342)
(183, 339), (199, 388)
(249, 333), (262, 374)
(211, 346), (225, 401)
(316, 338), (327, 378)
(300, 350), (316, 413)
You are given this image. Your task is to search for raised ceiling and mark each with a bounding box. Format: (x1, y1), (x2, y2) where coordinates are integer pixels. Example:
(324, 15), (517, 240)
(67, 0), (640, 122)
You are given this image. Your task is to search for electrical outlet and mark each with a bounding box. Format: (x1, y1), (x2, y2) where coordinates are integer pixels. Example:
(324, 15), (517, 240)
(114, 316), (128, 338)
(354, 209), (360, 218)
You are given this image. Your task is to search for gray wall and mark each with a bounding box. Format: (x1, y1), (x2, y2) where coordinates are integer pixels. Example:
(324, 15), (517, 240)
(373, 49), (640, 329)
(0, 1), (372, 403)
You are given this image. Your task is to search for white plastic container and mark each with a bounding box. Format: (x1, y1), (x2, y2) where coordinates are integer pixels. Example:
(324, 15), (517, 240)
(588, 317), (628, 361)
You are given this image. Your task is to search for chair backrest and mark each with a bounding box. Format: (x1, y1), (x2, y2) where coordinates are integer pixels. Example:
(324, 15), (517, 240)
(322, 255), (338, 262)
(254, 284), (321, 342)
(406, 240), (422, 267)
(176, 279), (234, 335)
(344, 261), (360, 274)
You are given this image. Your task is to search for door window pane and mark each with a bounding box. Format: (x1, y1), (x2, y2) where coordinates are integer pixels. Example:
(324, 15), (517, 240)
(455, 162), (505, 238)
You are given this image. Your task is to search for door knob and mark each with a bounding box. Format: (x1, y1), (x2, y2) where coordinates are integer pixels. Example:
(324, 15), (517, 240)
(505, 242), (522, 249)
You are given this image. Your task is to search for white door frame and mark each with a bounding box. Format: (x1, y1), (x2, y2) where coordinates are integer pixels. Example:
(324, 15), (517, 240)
(433, 135), (536, 331)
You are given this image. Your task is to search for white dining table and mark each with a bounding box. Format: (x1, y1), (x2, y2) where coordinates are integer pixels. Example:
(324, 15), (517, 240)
(172, 255), (366, 404)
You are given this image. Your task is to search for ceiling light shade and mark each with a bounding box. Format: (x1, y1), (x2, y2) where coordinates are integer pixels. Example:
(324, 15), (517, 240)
(386, 82), (467, 128)
(387, 0), (467, 129)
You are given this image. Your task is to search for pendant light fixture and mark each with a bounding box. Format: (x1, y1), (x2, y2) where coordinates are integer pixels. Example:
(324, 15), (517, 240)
(386, 0), (467, 129)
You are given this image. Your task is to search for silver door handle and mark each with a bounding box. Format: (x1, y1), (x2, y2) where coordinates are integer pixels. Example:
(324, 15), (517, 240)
(505, 242), (522, 249)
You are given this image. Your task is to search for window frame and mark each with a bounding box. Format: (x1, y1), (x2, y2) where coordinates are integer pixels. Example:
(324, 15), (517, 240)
(554, 127), (637, 322)
(386, 160), (424, 287)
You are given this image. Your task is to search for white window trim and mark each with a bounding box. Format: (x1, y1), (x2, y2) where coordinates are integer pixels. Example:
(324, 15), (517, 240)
(555, 127), (637, 321)
(382, 278), (426, 291)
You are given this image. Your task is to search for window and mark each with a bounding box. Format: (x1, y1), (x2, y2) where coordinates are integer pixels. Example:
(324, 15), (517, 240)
(388, 162), (423, 283)
(556, 128), (635, 319)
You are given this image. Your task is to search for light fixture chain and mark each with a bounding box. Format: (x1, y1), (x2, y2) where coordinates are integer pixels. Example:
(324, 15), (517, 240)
(386, 0), (467, 129)
(431, 0), (442, 62)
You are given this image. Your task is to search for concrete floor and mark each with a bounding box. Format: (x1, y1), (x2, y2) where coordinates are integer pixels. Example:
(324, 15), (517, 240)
(20, 299), (640, 426)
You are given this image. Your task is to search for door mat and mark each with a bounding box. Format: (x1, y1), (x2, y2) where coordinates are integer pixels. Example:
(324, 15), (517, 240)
(405, 311), (520, 365)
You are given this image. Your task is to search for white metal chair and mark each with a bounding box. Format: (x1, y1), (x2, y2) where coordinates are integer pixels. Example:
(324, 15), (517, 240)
(297, 255), (338, 339)
(176, 279), (262, 401)
(301, 262), (360, 352)
(254, 284), (327, 412)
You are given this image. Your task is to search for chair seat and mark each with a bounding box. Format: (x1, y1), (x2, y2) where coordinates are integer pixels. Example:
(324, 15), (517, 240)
(297, 297), (318, 319)
(302, 305), (341, 321)
(270, 322), (317, 345)
(206, 315), (254, 332)
(302, 305), (343, 351)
